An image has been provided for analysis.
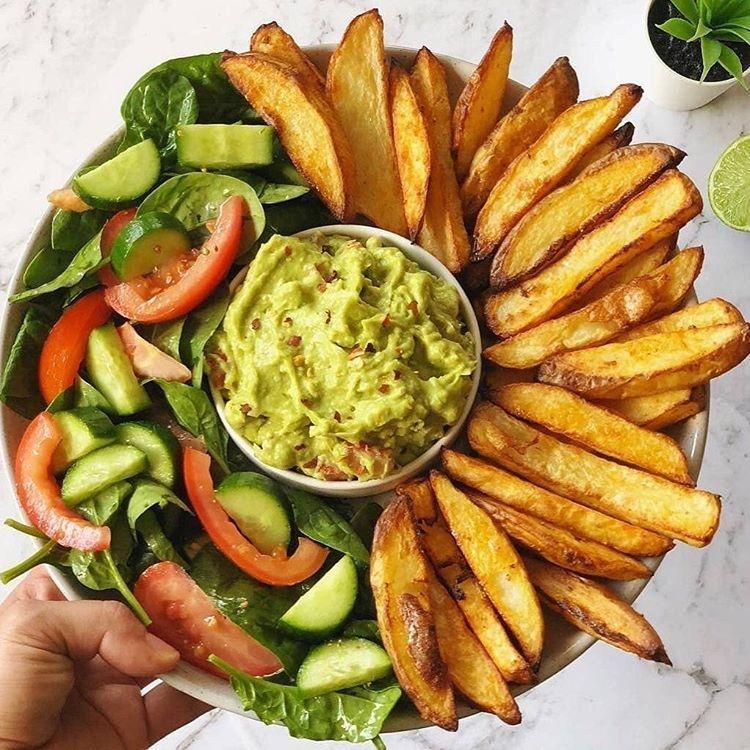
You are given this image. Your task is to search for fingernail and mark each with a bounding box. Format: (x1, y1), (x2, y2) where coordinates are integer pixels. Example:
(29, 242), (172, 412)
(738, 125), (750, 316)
(145, 632), (180, 663)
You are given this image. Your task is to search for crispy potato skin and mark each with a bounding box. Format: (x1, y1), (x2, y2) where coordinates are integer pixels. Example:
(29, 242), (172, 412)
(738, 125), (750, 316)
(643, 397), (704, 430)
(524, 557), (670, 664)
(452, 23), (513, 180)
(566, 121), (635, 180)
(597, 388), (693, 427)
(461, 57), (579, 220)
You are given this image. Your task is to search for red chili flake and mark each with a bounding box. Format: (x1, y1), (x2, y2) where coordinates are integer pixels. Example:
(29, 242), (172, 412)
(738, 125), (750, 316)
(394, 370), (402, 380)
(292, 355), (305, 367)
(301, 398), (313, 408)
(317, 281), (327, 292)
(378, 383), (390, 394)
(240, 404), (252, 415)
(381, 314), (391, 328)
(334, 411), (341, 422)
(348, 346), (365, 360)
(324, 310), (332, 324)
(303, 458), (317, 469)
(251, 318), (261, 330)
(284, 246), (292, 257)
(408, 300), (419, 316)
(288, 335), (301, 347)
(294, 443), (305, 451)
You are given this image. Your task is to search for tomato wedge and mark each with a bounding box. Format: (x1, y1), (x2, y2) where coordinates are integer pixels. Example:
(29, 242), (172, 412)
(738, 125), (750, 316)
(134, 561), (282, 678)
(105, 196), (245, 324)
(38, 288), (111, 404)
(15, 413), (110, 551)
(183, 448), (328, 586)
(98, 207), (137, 287)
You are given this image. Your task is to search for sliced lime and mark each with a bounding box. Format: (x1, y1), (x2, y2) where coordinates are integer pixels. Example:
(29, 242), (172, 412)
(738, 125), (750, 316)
(708, 134), (750, 231)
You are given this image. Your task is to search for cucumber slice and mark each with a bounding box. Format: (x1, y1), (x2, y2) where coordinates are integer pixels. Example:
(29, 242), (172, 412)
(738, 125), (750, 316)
(74, 376), (115, 414)
(110, 212), (191, 281)
(279, 556), (358, 641)
(115, 421), (179, 487)
(85, 324), (151, 416)
(215, 472), (291, 555)
(51, 407), (116, 474)
(176, 124), (275, 169)
(73, 139), (161, 209)
(61, 444), (147, 506)
(296, 637), (392, 697)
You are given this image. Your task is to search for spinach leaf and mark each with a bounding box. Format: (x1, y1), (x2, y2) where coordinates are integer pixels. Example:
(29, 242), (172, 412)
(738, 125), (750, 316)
(259, 198), (334, 246)
(46, 388), (74, 413)
(62, 272), (101, 307)
(259, 158), (308, 187)
(155, 380), (229, 472)
(259, 184), (309, 205)
(74, 376), (114, 413)
(209, 656), (401, 743)
(283, 487), (369, 566)
(77, 481), (133, 525)
(349, 502), (383, 551)
(23, 247), (75, 289)
(149, 317), (186, 361)
(126, 479), (189, 534)
(0, 538), (60, 585)
(180, 288), (229, 386)
(135, 509), (187, 567)
(51, 208), (107, 252)
(0, 305), (53, 417)
(342, 620), (382, 644)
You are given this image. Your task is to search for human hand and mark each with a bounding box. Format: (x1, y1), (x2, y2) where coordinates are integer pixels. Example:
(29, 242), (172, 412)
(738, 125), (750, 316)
(0, 568), (209, 749)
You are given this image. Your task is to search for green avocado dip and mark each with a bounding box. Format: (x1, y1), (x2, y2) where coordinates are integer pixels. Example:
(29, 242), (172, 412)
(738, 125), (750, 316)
(211, 233), (476, 481)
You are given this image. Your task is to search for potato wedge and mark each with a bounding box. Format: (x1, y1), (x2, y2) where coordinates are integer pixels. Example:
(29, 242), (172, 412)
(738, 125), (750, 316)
(484, 170), (703, 338)
(539, 322), (750, 398)
(400, 479), (533, 684)
(390, 65), (431, 239)
(467, 490), (652, 580)
(411, 48), (471, 272)
(461, 57), (579, 220)
(490, 144), (685, 289)
(370, 496), (456, 730)
(222, 52), (355, 221)
(452, 24), (513, 180)
(249, 22), (326, 94)
(524, 557), (670, 664)
(468, 402), (720, 546)
(490, 383), (692, 484)
(326, 10), (407, 234)
(442, 450), (673, 557)
(430, 471), (544, 668)
(484, 247), (703, 368)
(645, 394), (705, 430)
(567, 122), (635, 180)
(473, 84), (643, 260)
(597, 388), (693, 426)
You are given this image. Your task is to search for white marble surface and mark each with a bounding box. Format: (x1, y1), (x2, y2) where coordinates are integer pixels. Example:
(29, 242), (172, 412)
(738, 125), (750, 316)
(1, 0), (749, 748)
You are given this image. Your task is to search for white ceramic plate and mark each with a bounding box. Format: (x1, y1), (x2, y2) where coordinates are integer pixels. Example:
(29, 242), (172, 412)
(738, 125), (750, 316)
(0, 44), (709, 733)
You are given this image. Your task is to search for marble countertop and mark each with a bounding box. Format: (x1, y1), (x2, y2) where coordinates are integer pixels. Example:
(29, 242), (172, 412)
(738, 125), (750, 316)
(1, 0), (749, 748)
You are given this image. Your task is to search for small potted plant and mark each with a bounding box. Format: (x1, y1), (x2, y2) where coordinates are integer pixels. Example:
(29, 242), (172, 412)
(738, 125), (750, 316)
(643, 0), (750, 110)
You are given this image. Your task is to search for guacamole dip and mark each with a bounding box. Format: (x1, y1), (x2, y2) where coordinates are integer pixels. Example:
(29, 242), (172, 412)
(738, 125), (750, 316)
(212, 233), (476, 481)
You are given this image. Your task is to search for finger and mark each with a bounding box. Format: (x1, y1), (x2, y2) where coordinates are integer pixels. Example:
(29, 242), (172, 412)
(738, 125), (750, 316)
(144, 682), (211, 743)
(3, 567), (65, 604)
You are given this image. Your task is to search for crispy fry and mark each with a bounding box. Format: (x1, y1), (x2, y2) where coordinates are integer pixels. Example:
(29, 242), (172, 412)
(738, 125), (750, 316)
(441, 450), (673, 557)
(430, 471), (545, 668)
(401, 479), (533, 684)
(490, 144), (685, 289)
(539, 322), (750, 398)
(567, 122), (635, 179)
(411, 48), (471, 272)
(484, 170), (702, 338)
(644, 394), (705, 430)
(473, 84), (643, 260)
(222, 52), (355, 221)
(468, 402), (720, 546)
(326, 10), (407, 234)
(370, 497), (456, 730)
(452, 24), (513, 180)
(597, 389), (693, 426)
(524, 557), (670, 664)
(461, 57), (579, 220)
(490, 383), (692, 484)
(390, 65), (431, 239)
(484, 248), (703, 368)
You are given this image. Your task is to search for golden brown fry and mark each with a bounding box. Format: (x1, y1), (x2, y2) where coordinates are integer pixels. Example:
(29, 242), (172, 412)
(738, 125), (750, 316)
(524, 557), (670, 664)
(539, 322), (750, 399)
(401, 479), (534, 684)
(484, 247), (703, 369)
(222, 52), (355, 221)
(490, 144), (685, 289)
(473, 84), (643, 260)
(441, 450), (673, 557)
(567, 122), (635, 179)
(644, 394), (705, 430)
(484, 170), (702, 338)
(468, 402), (720, 546)
(326, 10), (407, 234)
(389, 65), (431, 239)
(411, 48), (471, 272)
(597, 389), (693, 427)
(461, 57), (579, 220)
(370, 497), (457, 730)
(490, 383), (692, 484)
(452, 24), (513, 180)
(430, 471), (545, 668)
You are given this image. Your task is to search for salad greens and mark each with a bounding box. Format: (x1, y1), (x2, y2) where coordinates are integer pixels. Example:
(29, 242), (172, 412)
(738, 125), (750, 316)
(23, 247), (78, 290)
(180, 287), (230, 386)
(51, 208), (107, 252)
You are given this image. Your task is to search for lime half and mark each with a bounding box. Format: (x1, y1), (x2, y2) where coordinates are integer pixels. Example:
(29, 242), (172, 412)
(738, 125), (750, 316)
(708, 134), (750, 232)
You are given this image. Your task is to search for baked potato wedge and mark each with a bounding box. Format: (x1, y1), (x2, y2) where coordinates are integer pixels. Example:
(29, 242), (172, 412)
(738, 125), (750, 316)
(597, 388), (693, 427)
(484, 170), (703, 338)
(442, 450), (673, 557)
(473, 83), (643, 260)
(222, 52), (355, 221)
(643, 391), (706, 430)
(567, 121), (635, 180)
(524, 557), (670, 664)
(490, 144), (685, 289)
(326, 10), (407, 234)
(461, 57), (579, 220)
(370, 496), (456, 730)
(467, 402), (720, 547)
(483, 247), (703, 368)
(452, 23), (513, 180)
(430, 471), (545, 668)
